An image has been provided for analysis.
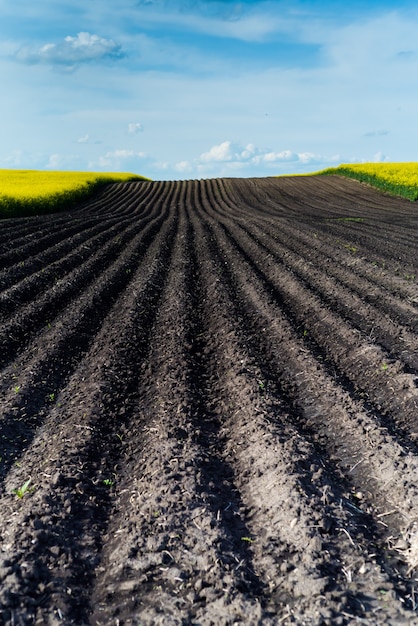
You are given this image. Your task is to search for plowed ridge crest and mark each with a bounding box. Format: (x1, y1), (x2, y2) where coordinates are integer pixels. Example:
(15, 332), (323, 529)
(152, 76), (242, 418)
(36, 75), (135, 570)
(1, 176), (418, 625)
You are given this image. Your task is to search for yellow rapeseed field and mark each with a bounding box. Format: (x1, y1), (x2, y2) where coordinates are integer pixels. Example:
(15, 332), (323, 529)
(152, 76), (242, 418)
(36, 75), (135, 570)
(0, 169), (148, 218)
(318, 162), (418, 201)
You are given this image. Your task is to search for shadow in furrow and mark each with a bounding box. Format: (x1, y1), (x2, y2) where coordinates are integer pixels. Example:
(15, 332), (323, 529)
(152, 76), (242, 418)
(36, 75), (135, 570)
(0, 213), (176, 484)
(240, 223), (418, 371)
(216, 219), (418, 445)
(0, 204), (169, 369)
(198, 217), (418, 614)
(1, 223), (115, 296)
(185, 198), (266, 601)
(0, 219), (108, 270)
(1, 209), (180, 625)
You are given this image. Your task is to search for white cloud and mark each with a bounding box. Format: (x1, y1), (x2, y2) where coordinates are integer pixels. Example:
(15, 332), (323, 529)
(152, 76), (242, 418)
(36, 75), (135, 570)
(2, 4), (418, 181)
(197, 141), (336, 171)
(257, 150), (297, 163)
(77, 134), (90, 143)
(188, 13), (286, 43)
(298, 152), (317, 164)
(46, 154), (61, 168)
(128, 122), (144, 134)
(89, 149), (147, 171)
(15, 32), (124, 69)
(75, 133), (103, 145)
(372, 151), (389, 163)
(111, 149), (146, 160)
(145, 140), (344, 178)
(174, 160), (193, 173)
(154, 161), (170, 170)
(239, 144), (257, 159)
(200, 141), (234, 162)
(2, 149), (24, 166)
(108, 149), (142, 158)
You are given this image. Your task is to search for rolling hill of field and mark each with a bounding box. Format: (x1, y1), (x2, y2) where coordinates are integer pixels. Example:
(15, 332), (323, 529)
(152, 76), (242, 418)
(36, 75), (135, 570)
(1, 176), (418, 624)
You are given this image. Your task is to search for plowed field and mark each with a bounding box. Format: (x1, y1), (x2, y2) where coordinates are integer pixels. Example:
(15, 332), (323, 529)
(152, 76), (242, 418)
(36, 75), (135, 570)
(1, 175), (418, 625)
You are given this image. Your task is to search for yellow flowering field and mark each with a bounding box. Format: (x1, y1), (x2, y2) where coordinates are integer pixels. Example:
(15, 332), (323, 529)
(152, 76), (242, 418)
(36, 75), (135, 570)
(317, 163), (418, 201)
(0, 169), (148, 218)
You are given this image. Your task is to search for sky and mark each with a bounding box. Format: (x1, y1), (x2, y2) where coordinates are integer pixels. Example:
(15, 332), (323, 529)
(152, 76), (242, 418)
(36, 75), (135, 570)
(1, 0), (418, 180)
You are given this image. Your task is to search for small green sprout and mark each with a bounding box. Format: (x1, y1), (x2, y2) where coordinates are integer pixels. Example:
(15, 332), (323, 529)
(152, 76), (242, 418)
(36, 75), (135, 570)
(381, 362), (388, 372)
(241, 536), (254, 543)
(13, 385), (20, 394)
(103, 479), (114, 487)
(258, 381), (265, 391)
(48, 392), (55, 402)
(334, 217), (364, 223)
(343, 243), (358, 253)
(13, 478), (32, 499)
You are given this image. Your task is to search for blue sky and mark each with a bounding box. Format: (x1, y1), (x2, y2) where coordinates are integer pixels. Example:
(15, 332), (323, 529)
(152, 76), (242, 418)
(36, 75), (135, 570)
(1, 0), (418, 179)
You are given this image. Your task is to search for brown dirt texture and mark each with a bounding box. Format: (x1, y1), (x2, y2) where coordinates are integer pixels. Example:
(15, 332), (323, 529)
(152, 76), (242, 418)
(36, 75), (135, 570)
(1, 175), (418, 625)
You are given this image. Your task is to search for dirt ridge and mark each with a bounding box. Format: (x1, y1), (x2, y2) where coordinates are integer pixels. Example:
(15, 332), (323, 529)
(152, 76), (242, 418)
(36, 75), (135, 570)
(1, 176), (418, 625)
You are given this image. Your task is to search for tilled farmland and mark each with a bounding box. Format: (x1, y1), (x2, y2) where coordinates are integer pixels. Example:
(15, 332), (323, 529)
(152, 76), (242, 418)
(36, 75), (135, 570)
(1, 175), (418, 625)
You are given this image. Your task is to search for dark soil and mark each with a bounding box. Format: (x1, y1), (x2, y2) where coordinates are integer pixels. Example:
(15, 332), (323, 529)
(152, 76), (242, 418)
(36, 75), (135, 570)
(1, 175), (418, 625)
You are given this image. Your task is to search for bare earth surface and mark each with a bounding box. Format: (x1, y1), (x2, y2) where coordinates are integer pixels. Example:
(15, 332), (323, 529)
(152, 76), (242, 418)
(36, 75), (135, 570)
(1, 175), (418, 625)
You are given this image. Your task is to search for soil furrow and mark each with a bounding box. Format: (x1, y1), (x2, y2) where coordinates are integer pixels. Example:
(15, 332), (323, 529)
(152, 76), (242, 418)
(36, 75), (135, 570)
(243, 223), (418, 363)
(0, 183), (175, 368)
(215, 218), (418, 433)
(0, 218), (107, 269)
(0, 181), (162, 294)
(74, 180), (155, 218)
(194, 184), (418, 580)
(227, 177), (418, 278)
(188, 179), (416, 622)
(0, 218), (133, 316)
(0, 183), (180, 625)
(200, 180), (418, 422)
(90, 199), (265, 625)
(0, 208), (178, 483)
(0, 176), (417, 624)
(251, 218), (418, 329)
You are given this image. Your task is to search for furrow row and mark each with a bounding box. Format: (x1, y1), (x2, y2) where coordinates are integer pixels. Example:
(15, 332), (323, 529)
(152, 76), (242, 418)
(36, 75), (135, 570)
(0, 182), (181, 624)
(0, 176), (417, 625)
(189, 183), (412, 623)
(217, 218), (418, 433)
(197, 178), (418, 581)
(0, 184), (175, 368)
(0, 185), (180, 481)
